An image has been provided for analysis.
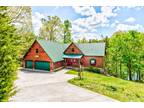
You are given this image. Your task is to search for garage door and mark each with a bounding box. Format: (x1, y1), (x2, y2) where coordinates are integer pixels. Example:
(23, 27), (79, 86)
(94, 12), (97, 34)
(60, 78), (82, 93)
(25, 60), (33, 69)
(35, 61), (50, 71)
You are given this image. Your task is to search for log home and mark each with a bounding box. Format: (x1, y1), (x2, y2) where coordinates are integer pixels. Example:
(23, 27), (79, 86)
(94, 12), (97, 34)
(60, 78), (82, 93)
(23, 39), (105, 72)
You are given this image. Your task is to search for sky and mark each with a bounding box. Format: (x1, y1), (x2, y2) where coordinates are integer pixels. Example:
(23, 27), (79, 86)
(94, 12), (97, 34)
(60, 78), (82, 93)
(32, 6), (144, 40)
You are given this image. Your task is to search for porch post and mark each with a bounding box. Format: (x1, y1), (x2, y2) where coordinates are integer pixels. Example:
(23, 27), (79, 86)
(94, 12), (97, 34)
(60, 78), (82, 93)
(32, 60), (35, 70)
(78, 58), (82, 79)
(64, 58), (66, 68)
(22, 60), (25, 68)
(79, 59), (81, 71)
(50, 62), (53, 73)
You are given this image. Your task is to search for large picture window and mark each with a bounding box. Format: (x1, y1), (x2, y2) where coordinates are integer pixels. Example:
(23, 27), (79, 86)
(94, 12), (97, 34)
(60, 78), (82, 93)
(90, 59), (96, 65)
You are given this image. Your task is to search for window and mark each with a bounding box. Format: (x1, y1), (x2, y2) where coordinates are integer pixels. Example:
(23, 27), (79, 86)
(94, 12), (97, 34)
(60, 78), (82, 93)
(72, 48), (75, 52)
(36, 49), (39, 54)
(90, 59), (96, 65)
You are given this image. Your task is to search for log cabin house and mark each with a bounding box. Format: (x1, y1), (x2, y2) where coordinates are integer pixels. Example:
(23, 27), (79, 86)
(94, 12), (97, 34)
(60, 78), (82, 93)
(23, 39), (105, 72)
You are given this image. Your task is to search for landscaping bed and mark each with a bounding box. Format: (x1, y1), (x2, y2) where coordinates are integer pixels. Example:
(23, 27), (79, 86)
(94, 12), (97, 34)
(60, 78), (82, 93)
(66, 70), (144, 102)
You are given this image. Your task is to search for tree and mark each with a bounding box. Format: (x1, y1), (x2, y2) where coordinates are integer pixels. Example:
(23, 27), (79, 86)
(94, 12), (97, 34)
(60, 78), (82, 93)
(63, 20), (72, 43)
(8, 6), (33, 33)
(7, 6), (35, 58)
(78, 37), (88, 43)
(107, 30), (144, 81)
(89, 39), (99, 43)
(107, 31), (125, 77)
(39, 16), (63, 42)
(0, 6), (21, 101)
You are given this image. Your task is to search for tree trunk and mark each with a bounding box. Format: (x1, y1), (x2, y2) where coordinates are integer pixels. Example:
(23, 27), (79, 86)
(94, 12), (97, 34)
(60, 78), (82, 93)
(120, 62), (122, 78)
(137, 70), (141, 81)
(115, 61), (118, 77)
(127, 63), (132, 81)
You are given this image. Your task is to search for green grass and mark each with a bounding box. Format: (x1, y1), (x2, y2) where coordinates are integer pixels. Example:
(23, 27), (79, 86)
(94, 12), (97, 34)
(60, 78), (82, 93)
(66, 70), (79, 75)
(66, 70), (144, 102)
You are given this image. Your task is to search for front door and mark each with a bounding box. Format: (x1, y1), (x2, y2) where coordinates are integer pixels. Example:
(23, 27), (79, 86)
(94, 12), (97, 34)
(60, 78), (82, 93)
(66, 59), (79, 66)
(66, 59), (72, 66)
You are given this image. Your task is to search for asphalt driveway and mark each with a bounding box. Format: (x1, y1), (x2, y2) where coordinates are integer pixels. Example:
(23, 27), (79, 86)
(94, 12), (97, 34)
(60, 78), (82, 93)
(10, 69), (118, 102)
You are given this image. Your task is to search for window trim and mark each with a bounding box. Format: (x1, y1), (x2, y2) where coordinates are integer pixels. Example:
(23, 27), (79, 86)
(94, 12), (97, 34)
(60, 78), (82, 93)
(90, 58), (96, 65)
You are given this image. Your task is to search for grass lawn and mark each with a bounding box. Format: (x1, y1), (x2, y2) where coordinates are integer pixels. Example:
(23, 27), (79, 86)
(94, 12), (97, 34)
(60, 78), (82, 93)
(66, 70), (144, 102)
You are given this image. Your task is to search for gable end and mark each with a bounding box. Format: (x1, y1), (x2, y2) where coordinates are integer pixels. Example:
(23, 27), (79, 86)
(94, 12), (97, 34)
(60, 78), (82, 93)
(23, 40), (53, 62)
(64, 42), (83, 55)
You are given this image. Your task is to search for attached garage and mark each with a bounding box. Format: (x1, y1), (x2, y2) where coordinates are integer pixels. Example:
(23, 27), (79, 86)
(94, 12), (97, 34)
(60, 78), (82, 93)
(25, 60), (33, 69)
(23, 39), (68, 72)
(35, 61), (50, 71)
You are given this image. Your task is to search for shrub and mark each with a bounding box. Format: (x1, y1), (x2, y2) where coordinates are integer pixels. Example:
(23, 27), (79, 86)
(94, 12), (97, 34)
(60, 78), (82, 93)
(106, 85), (117, 92)
(86, 66), (101, 73)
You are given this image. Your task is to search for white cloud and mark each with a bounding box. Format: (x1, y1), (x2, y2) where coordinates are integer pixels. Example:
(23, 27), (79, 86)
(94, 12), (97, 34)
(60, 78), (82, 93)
(125, 17), (135, 23)
(110, 23), (116, 28)
(135, 7), (144, 10)
(32, 12), (45, 35)
(72, 6), (118, 40)
(116, 24), (144, 31)
(72, 32), (101, 41)
(72, 24), (88, 34)
(109, 20), (120, 28)
(72, 6), (96, 16)
(121, 6), (144, 11)
(113, 7), (121, 12)
(101, 6), (117, 17)
(115, 20), (120, 24)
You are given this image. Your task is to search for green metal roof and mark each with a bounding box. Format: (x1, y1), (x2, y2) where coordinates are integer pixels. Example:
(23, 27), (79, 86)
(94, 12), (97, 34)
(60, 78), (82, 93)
(75, 43), (105, 56)
(36, 39), (105, 62)
(37, 39), (69, 62)
(63, 54), (83, 59)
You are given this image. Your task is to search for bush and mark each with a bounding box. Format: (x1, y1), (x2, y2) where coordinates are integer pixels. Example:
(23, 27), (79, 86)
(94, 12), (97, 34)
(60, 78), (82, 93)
(0, 7), (20, 101)
(86, 66), (101, 73)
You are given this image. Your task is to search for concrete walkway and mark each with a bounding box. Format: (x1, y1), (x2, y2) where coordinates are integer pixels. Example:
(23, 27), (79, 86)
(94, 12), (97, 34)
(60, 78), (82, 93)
(10, 69), (118, 102)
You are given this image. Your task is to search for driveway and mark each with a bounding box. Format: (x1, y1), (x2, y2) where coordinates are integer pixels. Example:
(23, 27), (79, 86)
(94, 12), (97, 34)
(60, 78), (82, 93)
(10, 69), (118, 102)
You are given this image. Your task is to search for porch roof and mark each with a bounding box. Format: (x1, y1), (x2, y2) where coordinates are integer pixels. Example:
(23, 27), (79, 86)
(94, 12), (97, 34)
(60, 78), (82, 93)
(63, 54), (83, 59)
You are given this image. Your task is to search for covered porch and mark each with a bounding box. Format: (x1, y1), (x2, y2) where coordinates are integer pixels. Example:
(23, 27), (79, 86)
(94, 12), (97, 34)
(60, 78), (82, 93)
(63, 54), (83, 70)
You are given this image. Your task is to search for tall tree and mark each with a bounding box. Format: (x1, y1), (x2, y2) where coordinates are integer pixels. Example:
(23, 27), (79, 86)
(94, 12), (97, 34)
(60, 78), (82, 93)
(63, 20), (72, 43)
(107, 30), (144, 81)
(7, 6), (35, 57)
(78, 37), (88, 43)
(0, 6), (21, 101)
(88, 39), (99, 43)
(8, 6), (33, 33)
(39, 16), (63, 42)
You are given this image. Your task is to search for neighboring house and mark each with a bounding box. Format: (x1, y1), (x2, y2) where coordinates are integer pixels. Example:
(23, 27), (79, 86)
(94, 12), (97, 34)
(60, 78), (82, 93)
(23, 39), (105, 72)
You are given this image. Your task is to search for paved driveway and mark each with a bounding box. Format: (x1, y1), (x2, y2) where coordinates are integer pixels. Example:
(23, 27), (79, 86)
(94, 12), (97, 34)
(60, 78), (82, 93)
(10, 69), (118, 102)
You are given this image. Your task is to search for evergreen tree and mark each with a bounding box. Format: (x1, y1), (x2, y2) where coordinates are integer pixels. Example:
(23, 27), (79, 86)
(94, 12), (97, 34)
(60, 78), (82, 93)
(0, 6), (21, 101)
(63, 20), (72, 43)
